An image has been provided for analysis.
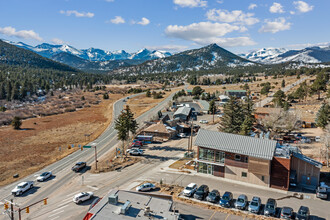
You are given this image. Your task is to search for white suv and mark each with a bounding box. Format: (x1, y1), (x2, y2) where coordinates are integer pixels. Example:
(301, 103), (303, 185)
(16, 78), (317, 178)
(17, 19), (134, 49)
(183, 183), (197, 197)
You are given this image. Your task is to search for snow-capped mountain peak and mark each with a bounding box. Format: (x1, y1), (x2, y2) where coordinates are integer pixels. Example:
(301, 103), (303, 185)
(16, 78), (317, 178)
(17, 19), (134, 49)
(239, 46), (330, 64)
(7, 40), (171, 62)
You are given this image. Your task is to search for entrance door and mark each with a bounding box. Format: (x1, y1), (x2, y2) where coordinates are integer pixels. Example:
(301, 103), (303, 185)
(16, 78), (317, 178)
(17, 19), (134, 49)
(207, 164), (214, 175)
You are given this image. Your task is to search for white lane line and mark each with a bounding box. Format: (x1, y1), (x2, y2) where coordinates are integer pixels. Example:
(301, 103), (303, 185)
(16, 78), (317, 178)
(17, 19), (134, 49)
(50, 216), (60, 220)
(51, 205), (69, 213)
(87, 185), (99, 190)
(49, 210), (64, 217)
(66, 191), (80, 197)
(90, 174), (100, 177)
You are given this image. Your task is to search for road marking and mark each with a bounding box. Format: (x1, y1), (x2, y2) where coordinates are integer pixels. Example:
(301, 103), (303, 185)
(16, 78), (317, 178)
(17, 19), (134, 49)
(49, 210), (64, 217)
(208, 210), (217, 220)
(50, 216), (60, 220)
(66, 191), (80, 197)
(87, 185), (99, 190)
(60, 197), (73, 204)
(51, 205), (68, 213)
(225, 213), (230, 220)
(90, 174), (100, 177)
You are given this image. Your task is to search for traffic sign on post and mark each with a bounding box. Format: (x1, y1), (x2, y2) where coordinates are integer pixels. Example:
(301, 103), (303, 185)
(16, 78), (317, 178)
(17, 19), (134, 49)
(83, 145), (92, 149)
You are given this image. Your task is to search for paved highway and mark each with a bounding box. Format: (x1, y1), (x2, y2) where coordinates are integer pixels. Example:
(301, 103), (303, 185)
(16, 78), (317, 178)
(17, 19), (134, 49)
(0, 90), (177, 220)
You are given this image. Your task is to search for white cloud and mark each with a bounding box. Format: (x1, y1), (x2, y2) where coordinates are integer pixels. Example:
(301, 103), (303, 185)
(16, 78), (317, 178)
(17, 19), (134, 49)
(269, 2), (285, 14)
(259, 17), (291, 33)
(173, 0), (207, 8)
(287, 42), (330, 49)
(194, 36), (256, 47)
(109, 16), (125, 24)
(206, 9), (259, 26)
(146, 44), (188, 52)
(51, 38), (66, 45)
(248, 3), (257, 10)
(137, 17), (150, 26)
(290, 11), (296, 15)
(164, 22), (255, 47)
(60, 10), (94, 18)
(293, 1), (314, 13)
(0, 26), (43, 41)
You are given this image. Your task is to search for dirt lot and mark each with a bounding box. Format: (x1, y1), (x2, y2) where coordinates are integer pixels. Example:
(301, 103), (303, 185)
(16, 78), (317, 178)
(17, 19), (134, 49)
(0, 93), (123, 186)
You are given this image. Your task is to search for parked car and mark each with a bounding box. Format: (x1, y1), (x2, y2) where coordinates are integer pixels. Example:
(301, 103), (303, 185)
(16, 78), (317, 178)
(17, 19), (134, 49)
(136, 183), (156, 192)
(130, 141), (143, 148)
(280, 207), (294, 219)
(264, 198), (277, 217)
(37, 171), (52, 182)
(315, 136), (321, 142)
(235, 194), (248, 210)
(72, 162), (86, 172)
(217, 114), (224, 118)
(194, 185), (209, 200)
(177, 133), (187, 138)
(206, 189), (220, 203)
(295, 206), (310, 220)
(73, 192), (94, 204)
(128, 148), (144, 156)
(248, 196), (261, 214)
(11, 181), (34, 196)
(199, 120), (208, 124)
(183, 183), (197, 197)
(219, 191), (233, 208)
(316, 186), (328, 199)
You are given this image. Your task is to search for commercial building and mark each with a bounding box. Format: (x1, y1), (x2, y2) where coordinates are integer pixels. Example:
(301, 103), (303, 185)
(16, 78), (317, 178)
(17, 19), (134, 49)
(84, 189), (179, 220)
(194, 129), (322, 191)
(141, 122), (177, 142)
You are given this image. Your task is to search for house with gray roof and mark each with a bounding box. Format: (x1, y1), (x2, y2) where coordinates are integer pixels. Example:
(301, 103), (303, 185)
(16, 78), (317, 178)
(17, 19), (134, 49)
(173, 106), (191, 121)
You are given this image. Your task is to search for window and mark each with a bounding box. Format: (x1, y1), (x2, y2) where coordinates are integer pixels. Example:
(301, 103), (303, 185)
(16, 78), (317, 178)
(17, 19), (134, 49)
(215, 151), (225, 164)
(262, 176), (265, 181)
(245, 156), (248, 163)
(198, 162), (207, 174)
(235, 154), (241, 161)
(242, 172), (247, 177)
(207, 150), (214, 161)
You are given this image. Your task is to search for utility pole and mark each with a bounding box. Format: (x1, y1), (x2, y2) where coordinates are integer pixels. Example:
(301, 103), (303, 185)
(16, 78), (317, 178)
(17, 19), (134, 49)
(10, 199), (14, 220)
(94, 145), (98, 170)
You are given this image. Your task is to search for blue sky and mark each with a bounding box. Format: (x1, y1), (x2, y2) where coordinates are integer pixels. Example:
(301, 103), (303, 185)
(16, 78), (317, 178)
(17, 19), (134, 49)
(0, 0), (329, 53)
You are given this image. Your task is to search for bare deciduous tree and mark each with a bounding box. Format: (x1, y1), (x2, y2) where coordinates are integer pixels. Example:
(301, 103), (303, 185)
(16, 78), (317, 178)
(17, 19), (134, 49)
(260, 109), (301, 138)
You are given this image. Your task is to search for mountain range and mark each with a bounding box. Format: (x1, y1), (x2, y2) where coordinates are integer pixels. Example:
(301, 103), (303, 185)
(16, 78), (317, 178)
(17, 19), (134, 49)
(3, 39), (330, 74)
(109, 44), (257, 75)
(239, 45), (330, 64)
(4, 40), (171, 62)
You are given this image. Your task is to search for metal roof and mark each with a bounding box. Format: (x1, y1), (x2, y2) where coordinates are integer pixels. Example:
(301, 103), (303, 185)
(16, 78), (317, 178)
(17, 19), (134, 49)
(198, 100), (210, 111)
(293, 152), (323, 169)
(174, 106), (191, 117)
(226, 90), (247, 93)
(194, 129), (277, 160)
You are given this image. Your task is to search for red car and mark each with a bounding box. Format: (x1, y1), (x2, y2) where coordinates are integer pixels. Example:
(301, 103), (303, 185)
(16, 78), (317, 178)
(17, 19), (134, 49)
(129, 141), (143, 148)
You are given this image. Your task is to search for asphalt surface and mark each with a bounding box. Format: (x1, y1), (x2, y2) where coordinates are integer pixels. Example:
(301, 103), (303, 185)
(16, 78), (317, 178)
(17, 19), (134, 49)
(0, 90), (177, 220)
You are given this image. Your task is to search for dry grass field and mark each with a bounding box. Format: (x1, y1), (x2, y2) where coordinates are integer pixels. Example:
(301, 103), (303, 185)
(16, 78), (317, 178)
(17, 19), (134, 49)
(188, 76), (305, 101)
(0, 93), (123, 186)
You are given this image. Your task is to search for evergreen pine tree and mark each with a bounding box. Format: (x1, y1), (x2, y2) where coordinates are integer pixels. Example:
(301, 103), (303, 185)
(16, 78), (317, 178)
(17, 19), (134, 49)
(6, 81), (12, 101)
(240, 116), (253, 136)
(11, 82), (20, 100)
(218, 96), (242, 134)
(316, 104), (330, 129)
(0, 83), (6, 100)
(281, 79), (285, 88)
(11, 116), (22, 130)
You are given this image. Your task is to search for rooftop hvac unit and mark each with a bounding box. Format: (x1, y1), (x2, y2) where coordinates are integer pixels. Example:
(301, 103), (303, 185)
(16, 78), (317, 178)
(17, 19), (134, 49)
(108, 194), (118, 205)
(120, 200), (131, 215)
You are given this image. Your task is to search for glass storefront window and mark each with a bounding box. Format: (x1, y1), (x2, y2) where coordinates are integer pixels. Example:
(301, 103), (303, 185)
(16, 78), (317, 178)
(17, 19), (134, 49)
(198, 162), (207, 174)
(215, 151), (225, 164)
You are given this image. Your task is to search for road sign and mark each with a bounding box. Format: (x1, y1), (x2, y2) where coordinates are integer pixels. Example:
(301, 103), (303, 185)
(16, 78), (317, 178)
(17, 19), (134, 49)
(83, 145), (92, 149)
